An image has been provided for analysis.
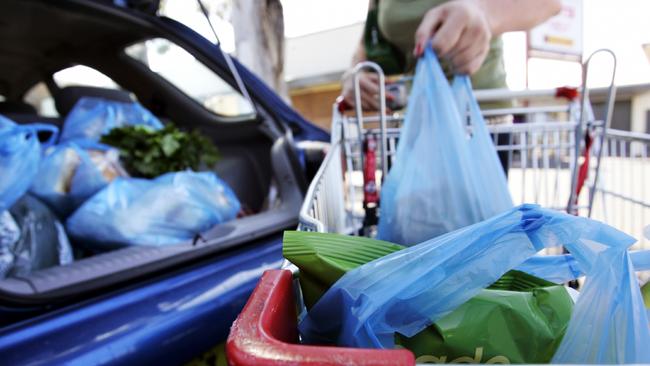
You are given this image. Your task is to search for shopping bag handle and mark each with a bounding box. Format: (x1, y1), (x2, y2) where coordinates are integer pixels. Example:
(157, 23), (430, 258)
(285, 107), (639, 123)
(0, 123), (59, 150)
(27, 123), (59, 148)
(451, 75), (492, 140)
(518, 249), (650, 283)
(421, 46), (490, 140)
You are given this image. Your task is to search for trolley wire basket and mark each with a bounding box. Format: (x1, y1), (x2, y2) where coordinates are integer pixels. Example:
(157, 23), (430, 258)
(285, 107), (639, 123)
(298, 50), (650, 253)
(227, 50), (650, 366)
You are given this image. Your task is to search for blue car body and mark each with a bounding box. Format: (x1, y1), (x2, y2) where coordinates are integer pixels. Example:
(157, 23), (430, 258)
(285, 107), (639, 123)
(0, 0), (326, 364)
(0, 238), (283, 365)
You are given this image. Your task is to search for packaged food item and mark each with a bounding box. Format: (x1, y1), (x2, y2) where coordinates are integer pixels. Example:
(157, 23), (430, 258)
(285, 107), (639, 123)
(283, 231), (403, 308)
(0, 117), (57, 212)
(59, 97), (163, 143)
(297, 204), (650, 363)
(284, 230), (573, 364)
(377, 47), (511, 245)
(87, 148), (127, 182)
(1, 195), (73, 279)
(31, 143), (128, 217)
(67, 171), (240, 250)
(0, 211), (20, 278)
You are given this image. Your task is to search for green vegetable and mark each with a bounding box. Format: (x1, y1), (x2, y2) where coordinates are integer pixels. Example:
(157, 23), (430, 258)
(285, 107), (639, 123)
(283, 231), (574, 364)
(100, 125), (220, 178)
(642, 281), (650, 308)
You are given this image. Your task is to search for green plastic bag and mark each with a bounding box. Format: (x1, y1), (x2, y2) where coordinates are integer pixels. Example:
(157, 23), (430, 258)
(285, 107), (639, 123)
(283, 231), (403, 308)
(395, 271), (573, 363)
(283, 231), (574, 364)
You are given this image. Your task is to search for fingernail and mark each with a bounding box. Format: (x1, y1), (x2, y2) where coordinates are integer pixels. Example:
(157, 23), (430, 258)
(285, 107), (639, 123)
(413, 43), (422, 58)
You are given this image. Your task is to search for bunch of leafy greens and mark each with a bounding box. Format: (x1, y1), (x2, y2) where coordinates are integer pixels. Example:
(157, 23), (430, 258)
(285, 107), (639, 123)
(100, 124), (220, 178)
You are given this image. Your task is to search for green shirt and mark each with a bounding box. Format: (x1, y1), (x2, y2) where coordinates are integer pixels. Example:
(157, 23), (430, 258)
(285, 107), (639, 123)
(377, 0), (507, 90)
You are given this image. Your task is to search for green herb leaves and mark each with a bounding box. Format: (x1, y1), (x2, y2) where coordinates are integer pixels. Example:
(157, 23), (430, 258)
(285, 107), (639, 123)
(100, 125), (220, 178)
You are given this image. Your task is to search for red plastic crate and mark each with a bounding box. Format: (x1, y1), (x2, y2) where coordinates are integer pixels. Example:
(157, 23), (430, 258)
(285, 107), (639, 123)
(226, 269), (415, 366)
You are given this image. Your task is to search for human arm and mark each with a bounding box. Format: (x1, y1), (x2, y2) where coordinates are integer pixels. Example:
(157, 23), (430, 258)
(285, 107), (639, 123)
(415, 0), (562, 74)
(341, 41), (385, 110)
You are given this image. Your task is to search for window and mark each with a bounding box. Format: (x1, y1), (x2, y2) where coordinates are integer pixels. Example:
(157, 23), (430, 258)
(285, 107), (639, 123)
(23, 66), (122, 118)
(24, 82), (57, 117)
(125, 38), (254, 118)
(53, 65), (120, 89)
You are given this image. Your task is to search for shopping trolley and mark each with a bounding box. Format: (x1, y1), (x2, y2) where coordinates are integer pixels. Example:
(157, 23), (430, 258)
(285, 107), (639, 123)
(299, 52), (620, 238)
(227, 50), (650, 365)
(588, 129), (650, 250)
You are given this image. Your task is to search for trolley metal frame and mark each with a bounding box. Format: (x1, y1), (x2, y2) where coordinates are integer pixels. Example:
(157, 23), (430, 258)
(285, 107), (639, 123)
(298, 50), (650, 251)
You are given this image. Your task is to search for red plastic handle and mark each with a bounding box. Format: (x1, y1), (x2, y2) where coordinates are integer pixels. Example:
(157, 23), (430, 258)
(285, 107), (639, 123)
(363, 136), (379, 205)
(226, 269), (415, 366)
(555, 86), (579, 101)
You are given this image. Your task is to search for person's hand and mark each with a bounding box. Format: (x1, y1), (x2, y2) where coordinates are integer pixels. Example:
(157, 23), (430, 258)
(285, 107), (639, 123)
(413, 0), (492, 75)
(341, 70), (383, 111)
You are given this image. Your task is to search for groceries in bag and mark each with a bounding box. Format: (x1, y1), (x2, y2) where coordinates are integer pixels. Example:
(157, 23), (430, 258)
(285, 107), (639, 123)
(30, 142), (128, 217)
(300, 204), (650, 364)
(0, 114), (15, 131)
(0, 195), (73, 279)
(0, 211), (20, 278)
(377, 48), (512, 245)
(283, 231), (404, 309)
(395, 270), (572, 364)
(284, 231), (573, 364)
(66, 171), (241, 250)
(516, 249), (650, 284)
(0, 115), (58, 212)
(59, 97), (163, 143)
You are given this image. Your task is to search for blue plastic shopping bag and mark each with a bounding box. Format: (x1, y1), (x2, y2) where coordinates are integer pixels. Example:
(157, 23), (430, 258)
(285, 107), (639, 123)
(0, 114), (14, 131)
(59, 97), (163, 143)
(1, 194), (74, 279)
(66, 171), (241, 250)
(0, 116), (59, 212)
(300, 204), (650, 364)
(517, 249), (650, 284)
(30, 142), (125, 217)
(377, 48), (512, 245)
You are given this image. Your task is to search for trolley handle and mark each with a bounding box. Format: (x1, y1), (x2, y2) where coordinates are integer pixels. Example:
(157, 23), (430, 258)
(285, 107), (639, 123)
(567, 49), (617, 216)
(348, 61), (389, 180)
(555, 86), (579, 101)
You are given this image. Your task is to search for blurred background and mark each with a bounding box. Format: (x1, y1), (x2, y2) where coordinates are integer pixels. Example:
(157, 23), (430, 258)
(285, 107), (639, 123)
(43, 0), (650, 132)
(154, 0), (650, 130)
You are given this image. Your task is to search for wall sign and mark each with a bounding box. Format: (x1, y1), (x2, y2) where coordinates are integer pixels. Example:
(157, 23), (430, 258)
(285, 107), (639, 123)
(528, 0), (583, 60)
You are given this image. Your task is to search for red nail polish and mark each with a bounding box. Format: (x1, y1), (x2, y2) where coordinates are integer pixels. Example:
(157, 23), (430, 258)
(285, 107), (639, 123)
(414, 43), (422, 57)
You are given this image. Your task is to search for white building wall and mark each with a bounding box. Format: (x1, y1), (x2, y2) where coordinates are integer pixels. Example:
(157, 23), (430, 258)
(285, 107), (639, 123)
(631, 91), (650, 133)
(285, 23), (363, 83)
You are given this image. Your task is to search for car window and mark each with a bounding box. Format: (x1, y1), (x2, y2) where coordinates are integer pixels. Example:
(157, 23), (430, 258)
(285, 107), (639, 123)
(24, 82), (58, 117)
(125, 38), (254, 119)
(53, 65), (120, 89)
(23, 66), (122, 118)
